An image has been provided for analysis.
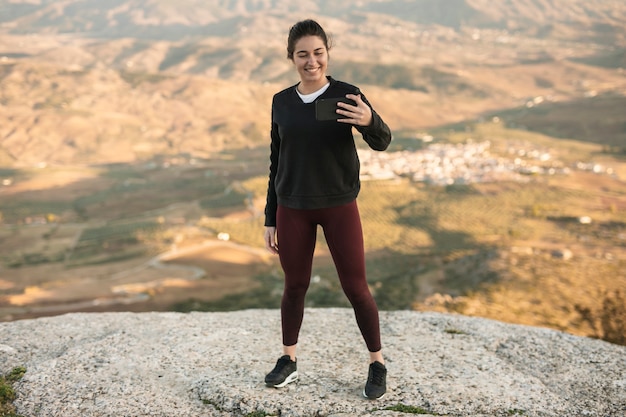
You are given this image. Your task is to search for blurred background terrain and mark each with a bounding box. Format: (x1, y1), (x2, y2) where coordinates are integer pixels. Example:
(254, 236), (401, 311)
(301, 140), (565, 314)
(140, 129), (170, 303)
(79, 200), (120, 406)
(0, 0), (625, 345)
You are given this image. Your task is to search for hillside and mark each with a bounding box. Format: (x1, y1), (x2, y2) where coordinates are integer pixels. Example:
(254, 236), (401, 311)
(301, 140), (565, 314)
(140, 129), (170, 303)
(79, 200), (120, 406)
(2, 0), (625, 40)
(1, 0), (625, 165)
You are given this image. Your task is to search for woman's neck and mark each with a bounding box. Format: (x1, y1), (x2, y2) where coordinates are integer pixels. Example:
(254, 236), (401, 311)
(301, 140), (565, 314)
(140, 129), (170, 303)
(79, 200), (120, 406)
(297, 77), (329, 95)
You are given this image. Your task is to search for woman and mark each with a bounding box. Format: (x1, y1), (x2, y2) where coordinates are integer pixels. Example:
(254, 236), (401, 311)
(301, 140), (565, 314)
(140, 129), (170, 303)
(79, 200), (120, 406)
(263, 19), (392, 400)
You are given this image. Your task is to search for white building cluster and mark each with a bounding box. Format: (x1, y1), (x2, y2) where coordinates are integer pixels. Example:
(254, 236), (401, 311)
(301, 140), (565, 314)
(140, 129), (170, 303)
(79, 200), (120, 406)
(358, 140), (571, 185)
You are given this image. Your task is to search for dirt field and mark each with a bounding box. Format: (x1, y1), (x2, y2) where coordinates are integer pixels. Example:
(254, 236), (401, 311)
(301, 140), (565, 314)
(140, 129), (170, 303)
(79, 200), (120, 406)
(0, 239), (277, 321)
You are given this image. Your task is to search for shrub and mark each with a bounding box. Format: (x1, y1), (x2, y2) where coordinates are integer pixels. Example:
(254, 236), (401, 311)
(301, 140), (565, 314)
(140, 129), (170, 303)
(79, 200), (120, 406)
(576, 290), (626, 346)
(0, 367), (26, 417)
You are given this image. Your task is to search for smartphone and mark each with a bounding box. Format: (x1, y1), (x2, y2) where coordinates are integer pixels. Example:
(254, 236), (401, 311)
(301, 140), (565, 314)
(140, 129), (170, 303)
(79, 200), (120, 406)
(315, 97), (357, 121)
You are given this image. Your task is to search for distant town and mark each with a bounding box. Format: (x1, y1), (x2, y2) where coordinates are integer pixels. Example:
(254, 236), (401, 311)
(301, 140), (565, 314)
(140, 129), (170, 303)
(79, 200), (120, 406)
(358, 138), (617, 185)
(0, 138), (619, 227)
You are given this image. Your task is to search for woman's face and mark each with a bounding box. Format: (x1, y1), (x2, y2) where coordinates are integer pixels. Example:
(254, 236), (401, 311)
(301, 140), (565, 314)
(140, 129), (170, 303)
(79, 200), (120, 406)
(292, 35), (328, 89)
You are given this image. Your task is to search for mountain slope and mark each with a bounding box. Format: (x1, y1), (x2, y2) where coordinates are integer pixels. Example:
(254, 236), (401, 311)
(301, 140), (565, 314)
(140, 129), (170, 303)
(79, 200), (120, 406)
(0, 0), (625, 166)
(2, 0), (625, 40)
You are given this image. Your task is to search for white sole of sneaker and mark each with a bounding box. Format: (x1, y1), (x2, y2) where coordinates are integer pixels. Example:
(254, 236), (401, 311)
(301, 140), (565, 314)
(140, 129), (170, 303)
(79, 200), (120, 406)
(271, 371), (298, 388)
(362, 389), (385, 400)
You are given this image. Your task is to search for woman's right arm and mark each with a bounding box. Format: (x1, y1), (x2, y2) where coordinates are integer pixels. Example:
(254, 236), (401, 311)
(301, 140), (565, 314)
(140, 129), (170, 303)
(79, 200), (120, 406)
(264, 100), (281, 254)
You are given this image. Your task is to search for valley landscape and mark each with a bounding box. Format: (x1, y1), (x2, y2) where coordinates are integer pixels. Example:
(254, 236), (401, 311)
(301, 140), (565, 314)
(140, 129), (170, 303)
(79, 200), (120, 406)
(0, 0), (625, 345)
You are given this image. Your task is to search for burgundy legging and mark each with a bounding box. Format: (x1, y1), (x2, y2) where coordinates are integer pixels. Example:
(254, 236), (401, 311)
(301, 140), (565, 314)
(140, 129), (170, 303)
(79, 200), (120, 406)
(276, 200), (382, 352)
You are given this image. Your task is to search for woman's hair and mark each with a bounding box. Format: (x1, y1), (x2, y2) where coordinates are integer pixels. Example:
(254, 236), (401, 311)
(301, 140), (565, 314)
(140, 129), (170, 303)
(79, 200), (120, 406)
(286, 19), (331, 60)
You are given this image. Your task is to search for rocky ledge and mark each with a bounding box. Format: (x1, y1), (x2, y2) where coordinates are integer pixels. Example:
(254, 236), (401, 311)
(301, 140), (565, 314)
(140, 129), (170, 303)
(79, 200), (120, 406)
(1, 309), (624, 417)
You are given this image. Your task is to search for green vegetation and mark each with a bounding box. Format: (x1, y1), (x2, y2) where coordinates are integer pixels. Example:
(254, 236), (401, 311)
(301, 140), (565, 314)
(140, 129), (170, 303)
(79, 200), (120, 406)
(0, 367), (26, 417)
(332, 61), (428, 92)
(173, 272), (283, 312)
(4, 251), (66, 269)
(440, 122), (602, 164)
(331, 61), (491, 99)
(119, 70), (172, 87)
(1, 123), (625, 346)
(484, 93), (626, 149)
(421, 66), (488, 98)
(0, 169), (17, 177)
(0, 159), (239, 267)
(384, 403), (433, 414)
(569, 49), (626, 69)
(68, 220), (162, 266)
(159, 44), (201, 71)
(576, 290), (626, 346)
(1, 200), (73, 225)
(182, 123), (626, 345)
(32, 94), (72, 111)
(444, 328), (468, 335)
(199, 186), (248, 211)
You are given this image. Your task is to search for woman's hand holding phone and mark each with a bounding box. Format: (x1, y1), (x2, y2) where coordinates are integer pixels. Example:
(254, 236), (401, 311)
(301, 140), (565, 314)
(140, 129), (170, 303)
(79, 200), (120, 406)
(337, 94), (372, 126)
(315, 94), (372, 126)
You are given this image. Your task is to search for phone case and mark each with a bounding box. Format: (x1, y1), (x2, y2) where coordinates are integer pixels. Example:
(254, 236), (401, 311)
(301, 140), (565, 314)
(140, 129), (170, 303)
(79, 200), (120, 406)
(315, 97), (356, 121)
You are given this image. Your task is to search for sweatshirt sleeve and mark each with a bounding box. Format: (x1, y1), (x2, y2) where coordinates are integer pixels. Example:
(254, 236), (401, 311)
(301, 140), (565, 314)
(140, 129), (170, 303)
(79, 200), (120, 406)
(356, 94), (392, 151)
(264, 104), (280, 227)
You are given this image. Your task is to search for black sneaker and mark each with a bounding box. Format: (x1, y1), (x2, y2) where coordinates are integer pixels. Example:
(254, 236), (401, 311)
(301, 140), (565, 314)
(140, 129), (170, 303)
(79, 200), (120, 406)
(265, 355), (298, 388)
(363, 361), (387, 399)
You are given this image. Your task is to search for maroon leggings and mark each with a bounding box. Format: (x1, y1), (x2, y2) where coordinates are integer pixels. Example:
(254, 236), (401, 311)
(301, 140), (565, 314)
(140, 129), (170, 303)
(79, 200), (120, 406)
(276, 200), (382, 352)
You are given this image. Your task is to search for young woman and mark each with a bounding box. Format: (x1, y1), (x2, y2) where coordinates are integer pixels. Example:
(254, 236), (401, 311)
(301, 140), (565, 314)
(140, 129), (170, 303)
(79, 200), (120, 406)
(263, 19), (392, 400)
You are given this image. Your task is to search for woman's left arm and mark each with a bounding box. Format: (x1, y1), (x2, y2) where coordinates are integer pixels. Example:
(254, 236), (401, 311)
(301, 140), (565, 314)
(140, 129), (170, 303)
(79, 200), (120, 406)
(337, 93), (392, 151)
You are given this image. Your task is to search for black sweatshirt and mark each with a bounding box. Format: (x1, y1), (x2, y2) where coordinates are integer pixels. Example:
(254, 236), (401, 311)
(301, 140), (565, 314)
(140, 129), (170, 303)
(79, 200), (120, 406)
(264, 76), (392, 227)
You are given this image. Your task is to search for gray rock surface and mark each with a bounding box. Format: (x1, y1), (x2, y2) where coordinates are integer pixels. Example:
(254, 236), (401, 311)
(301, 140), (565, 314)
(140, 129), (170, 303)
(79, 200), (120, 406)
(1, 309), (624, 417)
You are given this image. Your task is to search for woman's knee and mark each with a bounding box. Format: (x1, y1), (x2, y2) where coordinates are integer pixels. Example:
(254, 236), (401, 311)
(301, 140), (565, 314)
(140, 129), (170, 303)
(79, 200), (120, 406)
(342, 282), (373, 305)
(284, 282), (309, 298)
